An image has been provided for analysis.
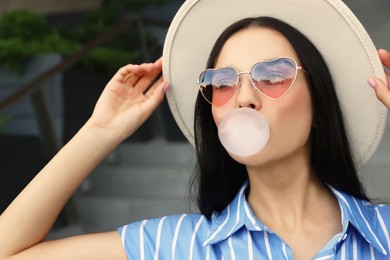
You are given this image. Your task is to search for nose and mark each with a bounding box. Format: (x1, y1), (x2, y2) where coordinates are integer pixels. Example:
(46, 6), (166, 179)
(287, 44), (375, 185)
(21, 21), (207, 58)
(236, 73), (262, 109)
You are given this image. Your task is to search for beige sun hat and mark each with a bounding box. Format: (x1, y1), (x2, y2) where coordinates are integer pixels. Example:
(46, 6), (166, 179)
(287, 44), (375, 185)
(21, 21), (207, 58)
(162, 0), (387, 168)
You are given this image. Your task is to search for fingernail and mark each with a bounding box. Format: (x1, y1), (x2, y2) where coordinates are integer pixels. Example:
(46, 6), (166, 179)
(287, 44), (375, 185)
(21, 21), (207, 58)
(163, 82), (170, 92)
(368, 78), (376, 89)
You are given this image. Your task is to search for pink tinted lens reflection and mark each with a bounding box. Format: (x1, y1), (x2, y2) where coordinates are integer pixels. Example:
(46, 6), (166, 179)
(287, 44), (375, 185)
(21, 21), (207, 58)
(199, 58), (298, 106)
(199, 67), (237, 106)
(251, 58), (297, 98)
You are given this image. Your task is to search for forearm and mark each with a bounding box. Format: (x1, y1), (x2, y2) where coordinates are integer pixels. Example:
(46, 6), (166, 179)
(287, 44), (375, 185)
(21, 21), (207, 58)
(0, 121), (120, 257)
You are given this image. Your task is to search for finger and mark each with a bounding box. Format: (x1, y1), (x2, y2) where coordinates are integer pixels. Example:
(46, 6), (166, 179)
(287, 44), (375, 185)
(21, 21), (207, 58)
(110, 59), (163, 94)
(154, 57), (163, 67)
(368, 77), (390, 109)
(111, 64), (140, 85)
(140, 81), (168, 121)
(111, 61), (160, 88)
(144, 77), (164, 99)
(122, 64), (158, 88)
(133, 60), (163, 93)
(378, 49), (390, 84)
(378, 49), (390, 70)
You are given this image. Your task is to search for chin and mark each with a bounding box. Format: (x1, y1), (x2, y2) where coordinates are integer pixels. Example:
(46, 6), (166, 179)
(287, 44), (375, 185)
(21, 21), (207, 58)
(227, 147), (272, 167)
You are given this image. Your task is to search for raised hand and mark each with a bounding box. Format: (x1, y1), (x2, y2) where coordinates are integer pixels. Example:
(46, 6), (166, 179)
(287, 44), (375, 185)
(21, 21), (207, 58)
(368, 49), (390, 109)
(0, 58), (169, 260)
(88, 57), (168, 143)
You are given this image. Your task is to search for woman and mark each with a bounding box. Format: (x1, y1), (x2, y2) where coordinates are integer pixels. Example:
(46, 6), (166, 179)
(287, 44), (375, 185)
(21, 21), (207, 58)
(1, 2), (390, 260)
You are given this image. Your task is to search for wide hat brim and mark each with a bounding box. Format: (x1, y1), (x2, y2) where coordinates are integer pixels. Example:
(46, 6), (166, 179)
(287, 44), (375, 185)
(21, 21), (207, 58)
(162, 0), (388, 168)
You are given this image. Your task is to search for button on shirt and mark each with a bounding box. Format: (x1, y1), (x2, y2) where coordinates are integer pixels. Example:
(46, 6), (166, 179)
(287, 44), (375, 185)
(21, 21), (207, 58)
(118, 182), (390, 259)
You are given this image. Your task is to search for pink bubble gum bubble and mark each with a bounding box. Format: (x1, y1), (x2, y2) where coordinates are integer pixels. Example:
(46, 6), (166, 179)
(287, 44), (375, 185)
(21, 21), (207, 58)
(218, 108), (270, 157)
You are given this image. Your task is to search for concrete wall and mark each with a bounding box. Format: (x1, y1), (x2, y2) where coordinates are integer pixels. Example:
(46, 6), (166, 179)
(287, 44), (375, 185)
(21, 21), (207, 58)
(342, 0), (390, 202)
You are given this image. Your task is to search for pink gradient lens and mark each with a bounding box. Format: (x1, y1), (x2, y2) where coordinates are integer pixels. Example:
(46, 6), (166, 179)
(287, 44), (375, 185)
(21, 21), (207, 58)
(251, 58), (297, 99)
(199, 67), (237, 106)
(198, 57), (299, 106)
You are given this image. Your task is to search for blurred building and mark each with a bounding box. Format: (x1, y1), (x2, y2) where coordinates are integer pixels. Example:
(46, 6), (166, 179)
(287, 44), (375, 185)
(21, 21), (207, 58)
(0, 0), (389, 238)
(0, 0), (103, 14)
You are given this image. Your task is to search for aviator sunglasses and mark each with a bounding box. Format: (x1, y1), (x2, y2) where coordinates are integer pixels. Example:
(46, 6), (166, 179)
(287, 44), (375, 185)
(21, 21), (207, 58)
(198, 57), (308, 106)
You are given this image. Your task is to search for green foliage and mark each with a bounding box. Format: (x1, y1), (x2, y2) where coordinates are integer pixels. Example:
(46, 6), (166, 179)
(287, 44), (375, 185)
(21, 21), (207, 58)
(0, 0), (177, 75)
(0, 33), (80, 73)
(83, 47), (141, 75)
(0, 10), (79, 73)
(105, 0), (178, 13)
(0, 9), (50, 41)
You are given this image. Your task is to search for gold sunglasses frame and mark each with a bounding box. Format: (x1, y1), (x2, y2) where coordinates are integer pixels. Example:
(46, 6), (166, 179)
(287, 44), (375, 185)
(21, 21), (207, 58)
(198, 57), (308, 106)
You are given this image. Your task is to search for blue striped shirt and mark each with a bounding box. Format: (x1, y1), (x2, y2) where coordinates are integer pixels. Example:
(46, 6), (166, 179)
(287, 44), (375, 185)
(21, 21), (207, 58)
(118, 182), (390, 259)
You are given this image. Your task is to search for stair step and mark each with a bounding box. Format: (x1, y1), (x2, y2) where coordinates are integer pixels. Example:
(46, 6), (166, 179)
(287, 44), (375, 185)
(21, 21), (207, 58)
(87, 164), (193, 198)
(74, 196), (198, 233)
(73, 140), (198, 229)
(107, 140), (196, 166)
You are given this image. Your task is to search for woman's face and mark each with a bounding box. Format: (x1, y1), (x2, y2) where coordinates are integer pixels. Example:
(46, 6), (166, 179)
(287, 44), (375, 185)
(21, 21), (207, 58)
(212, 27), (313, 167)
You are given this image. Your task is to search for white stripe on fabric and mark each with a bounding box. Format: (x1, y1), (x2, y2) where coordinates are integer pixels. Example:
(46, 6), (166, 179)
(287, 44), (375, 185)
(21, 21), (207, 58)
(227, 185), (246, 237)
(264, 231), (273, 260)
(154, 216), (167, 260)
(120, 225), (128, 246)
(341, 239), (346, 260)
(352, 197), (386, 254)
(244, 201), (261, 231)
(204, 206), (231, 245)
(314, 255), (333, 260)
(370, 244), (375, 260)
(333, 190), (366, 237)
(375, 207), (390, 252)
(119, 185), (390, 259)
(352, 232), (357, 260)
(172, 214), (187, 260)
(247, 230), (253, 260)
(140, 220), (147, 260)
(282, 242), (288, 260)
(228, 236), (236, 260)
(332, 189), (354, 213)
(190, 215), (205, 260)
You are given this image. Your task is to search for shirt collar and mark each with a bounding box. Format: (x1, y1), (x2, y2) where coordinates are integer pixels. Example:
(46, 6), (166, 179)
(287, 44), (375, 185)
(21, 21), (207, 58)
(330, 187), (388, 255)
(204, 182), (388, 255)
(203, 181), (251, 246)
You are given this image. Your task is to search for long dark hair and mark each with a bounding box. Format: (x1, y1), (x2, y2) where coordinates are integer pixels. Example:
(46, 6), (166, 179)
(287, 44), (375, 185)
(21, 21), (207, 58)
(192, 17), (369, 218)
